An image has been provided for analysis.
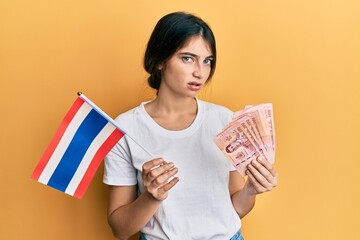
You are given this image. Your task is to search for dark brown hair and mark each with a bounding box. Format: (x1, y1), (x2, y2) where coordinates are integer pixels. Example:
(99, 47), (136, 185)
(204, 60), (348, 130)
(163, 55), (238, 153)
(144, 12), (217, 90)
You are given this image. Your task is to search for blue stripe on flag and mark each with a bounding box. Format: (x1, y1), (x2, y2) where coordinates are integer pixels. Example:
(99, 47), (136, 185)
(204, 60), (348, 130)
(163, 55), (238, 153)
(47, 109), (108, 192)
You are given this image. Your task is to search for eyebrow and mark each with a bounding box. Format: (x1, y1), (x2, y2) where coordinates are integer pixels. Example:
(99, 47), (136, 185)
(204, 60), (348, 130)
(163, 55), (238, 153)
(178, 52), (214, 59)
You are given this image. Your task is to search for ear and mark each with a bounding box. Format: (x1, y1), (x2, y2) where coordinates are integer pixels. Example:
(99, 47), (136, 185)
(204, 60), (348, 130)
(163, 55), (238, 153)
(156, 63), (164, 70)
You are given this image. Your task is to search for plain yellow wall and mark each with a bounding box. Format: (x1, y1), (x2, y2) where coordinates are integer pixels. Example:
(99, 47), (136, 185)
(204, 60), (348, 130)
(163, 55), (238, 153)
(1, 0), (359, 239)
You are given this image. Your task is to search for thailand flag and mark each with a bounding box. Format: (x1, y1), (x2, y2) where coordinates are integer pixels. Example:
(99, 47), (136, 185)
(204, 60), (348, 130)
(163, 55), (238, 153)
(31, 93), (124, 199)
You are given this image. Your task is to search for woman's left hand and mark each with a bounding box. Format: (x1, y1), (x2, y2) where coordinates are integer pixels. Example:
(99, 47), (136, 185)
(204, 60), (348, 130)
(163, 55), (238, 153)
(244, 157), (278, 195)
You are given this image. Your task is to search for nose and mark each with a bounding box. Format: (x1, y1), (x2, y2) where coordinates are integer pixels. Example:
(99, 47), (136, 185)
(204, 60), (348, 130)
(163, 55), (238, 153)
(193, 62), (204, 79)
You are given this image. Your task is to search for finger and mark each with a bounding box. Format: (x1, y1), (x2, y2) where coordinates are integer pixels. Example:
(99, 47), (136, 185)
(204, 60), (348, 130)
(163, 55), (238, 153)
(246, 170), (266, 193)
(148, 177), (179, 201)
(157, 177), (179, 197)
(256, 157), (277, 177)
(147, 169), (179, 200)
(252, 158), (278, 186)
(247, 163), (270, 189)
(247, 161), (275, 190)
(142, 158), (166, 174)
(161, 177), (179, 192)
(146, 162), (175, 182)
(142, 158), (166, 181)
(148, 167), (178, 190)
(142, 159), (166, 187)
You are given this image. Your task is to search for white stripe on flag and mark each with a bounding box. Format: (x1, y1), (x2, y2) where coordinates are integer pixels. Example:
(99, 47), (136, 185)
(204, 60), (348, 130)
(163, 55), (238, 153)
(65, 122), (116, 195)
(38, 102), (92, 184)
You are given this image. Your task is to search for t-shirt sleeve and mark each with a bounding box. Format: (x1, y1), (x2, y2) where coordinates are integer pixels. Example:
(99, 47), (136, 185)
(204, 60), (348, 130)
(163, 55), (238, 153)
(103, 137), (137, 186)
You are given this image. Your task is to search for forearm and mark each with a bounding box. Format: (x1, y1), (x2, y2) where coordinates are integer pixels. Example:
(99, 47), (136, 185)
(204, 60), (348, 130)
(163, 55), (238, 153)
(231, 185), (256, 219)
(108, 192), (162, 239)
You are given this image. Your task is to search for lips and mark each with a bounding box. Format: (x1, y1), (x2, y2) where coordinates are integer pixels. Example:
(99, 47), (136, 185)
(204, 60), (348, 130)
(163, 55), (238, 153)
(188, 82), (202, 87)
(187, 82), (202, 91)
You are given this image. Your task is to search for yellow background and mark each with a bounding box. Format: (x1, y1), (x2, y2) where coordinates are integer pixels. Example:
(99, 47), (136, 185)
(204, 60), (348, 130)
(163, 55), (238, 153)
(1, 0), (359, 239)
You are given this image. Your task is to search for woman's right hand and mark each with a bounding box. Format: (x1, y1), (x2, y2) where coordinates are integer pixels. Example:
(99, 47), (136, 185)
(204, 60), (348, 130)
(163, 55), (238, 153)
(142, 158), (179, 201)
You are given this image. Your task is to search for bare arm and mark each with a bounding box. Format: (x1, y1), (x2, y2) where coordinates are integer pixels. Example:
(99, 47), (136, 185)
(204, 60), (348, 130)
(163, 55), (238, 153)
(229, 171), (256, 218)
(107, 158), (179, 240)
(107, 185), (162, 239)
(230, 157), (278, 218)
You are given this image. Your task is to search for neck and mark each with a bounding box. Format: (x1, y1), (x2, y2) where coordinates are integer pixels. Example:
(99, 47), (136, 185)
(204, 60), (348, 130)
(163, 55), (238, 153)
(144, 92), (198, 131)
(155, 97), (195, 112)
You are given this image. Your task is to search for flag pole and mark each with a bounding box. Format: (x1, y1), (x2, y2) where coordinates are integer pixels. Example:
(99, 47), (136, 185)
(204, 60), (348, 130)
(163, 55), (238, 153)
(77, 92), (155, 159)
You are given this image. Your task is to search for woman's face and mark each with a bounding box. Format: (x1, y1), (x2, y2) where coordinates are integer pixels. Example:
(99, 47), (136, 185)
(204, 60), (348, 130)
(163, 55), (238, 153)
(158, 36), (213, 98)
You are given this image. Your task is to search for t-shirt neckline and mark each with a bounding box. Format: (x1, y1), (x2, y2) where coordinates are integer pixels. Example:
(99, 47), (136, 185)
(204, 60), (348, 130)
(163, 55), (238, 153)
(139, 98), (204, 138)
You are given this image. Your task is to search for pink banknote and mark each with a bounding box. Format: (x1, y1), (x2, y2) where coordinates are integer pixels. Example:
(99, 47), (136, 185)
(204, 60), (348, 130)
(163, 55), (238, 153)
(214, 104), (275, 176)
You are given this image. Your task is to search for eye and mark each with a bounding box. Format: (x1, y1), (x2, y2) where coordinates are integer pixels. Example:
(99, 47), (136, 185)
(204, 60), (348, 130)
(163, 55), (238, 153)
(204, 58), (213, 65)
(182, 56), (194, 63)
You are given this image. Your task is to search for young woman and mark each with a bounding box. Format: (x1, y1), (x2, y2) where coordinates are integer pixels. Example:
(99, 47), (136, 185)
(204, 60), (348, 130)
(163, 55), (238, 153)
(104, 12), (278, 240)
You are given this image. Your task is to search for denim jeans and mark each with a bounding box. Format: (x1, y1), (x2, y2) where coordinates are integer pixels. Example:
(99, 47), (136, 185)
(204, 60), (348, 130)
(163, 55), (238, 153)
(229, 230), (244, 240)
(139, 229), (244, 240)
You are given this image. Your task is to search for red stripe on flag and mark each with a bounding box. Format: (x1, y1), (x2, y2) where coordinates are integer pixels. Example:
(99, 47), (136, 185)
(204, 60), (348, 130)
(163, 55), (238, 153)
(31, 97), (85, 180)
(73, 129), (124, 199)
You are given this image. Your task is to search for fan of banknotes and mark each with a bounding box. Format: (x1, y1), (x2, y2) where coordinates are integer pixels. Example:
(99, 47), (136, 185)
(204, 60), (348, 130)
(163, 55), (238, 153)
(214, 103), (275, 176)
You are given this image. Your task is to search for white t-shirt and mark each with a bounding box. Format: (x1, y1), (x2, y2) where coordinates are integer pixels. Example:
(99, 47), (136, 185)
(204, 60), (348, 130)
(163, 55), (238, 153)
(104, 99), (241, 240)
